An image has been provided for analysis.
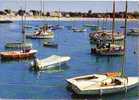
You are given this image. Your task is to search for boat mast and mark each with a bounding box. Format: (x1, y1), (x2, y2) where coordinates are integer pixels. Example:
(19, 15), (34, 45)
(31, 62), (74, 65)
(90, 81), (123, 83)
(124, 0), (127, 50)
(121, 1), (127, 78)
(21, 9), (25, 44)
(112, 0), (115, 44)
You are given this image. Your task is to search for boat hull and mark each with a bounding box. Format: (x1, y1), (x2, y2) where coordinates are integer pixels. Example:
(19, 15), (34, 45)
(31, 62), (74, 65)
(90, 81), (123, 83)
(91, 48), (124, 56)
(26, 35), (54, 39)
(5, 42), (32, 49)
(0, 50), (37, 60)
(67, 75), (139, 95)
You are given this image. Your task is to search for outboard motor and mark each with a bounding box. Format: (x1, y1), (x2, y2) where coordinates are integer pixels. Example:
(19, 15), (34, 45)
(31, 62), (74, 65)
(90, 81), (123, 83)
(33, 58), (40, 71)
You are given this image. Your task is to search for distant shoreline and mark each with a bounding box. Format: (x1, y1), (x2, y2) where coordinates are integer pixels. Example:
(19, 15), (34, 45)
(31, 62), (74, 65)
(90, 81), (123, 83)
(0, 16), (138, 21)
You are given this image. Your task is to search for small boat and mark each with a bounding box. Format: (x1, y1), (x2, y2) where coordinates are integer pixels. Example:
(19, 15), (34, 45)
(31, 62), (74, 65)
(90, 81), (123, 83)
(43, 41), (58, 48)
(23, 25), (33, 29)
(26, 26), (54, 39)
(91, 43), (124, 56)
(66, 73), (139, 95)
(50, 24), (64, 30)
(127, 28), (139, 36)
(0, 49), (37, 60)
(0, 20), (13, 24)
(5, 42), (32, 49)
(72, 28), (87, 32)
(31, 55), (71, 70)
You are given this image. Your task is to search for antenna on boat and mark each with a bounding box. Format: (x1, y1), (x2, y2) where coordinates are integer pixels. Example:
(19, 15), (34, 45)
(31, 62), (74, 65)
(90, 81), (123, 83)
(112, 0), (115, 44)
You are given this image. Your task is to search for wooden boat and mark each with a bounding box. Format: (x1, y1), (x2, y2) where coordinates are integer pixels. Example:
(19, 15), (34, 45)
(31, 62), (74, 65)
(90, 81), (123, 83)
(89, 30), (124, 43)
(0, 49), (37, 60)
(127, 28), (139, 36)
(91, 1), (124, 56)
(66, 73), (139, 95)
(91, 43), (124, 56)
(30, 55), (71, 70)
(5, 42), (32, 49)
(43, 41), (58, 48)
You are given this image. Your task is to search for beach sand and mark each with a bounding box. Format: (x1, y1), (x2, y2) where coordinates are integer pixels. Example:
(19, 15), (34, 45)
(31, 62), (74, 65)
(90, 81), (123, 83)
(0, 15), (138, 22)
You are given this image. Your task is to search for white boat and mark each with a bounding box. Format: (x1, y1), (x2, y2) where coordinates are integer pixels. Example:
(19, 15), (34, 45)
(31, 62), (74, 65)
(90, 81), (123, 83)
(31, 55), (71, 70)
(66, 73), (139, 95)
(72, 28), (87, 32)
(26, 31), (54, 39)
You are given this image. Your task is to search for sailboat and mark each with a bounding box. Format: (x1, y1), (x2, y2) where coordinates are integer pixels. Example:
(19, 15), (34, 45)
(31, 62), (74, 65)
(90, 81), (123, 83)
(26, 26), (54, 39)
(91, 1), (124, 56)
(26, 0), (54, 39)
(5, 7), (32, 49)
(0, 12), (37, 60)
(89, 12), (124, 44)
(66, 2), (139, 95)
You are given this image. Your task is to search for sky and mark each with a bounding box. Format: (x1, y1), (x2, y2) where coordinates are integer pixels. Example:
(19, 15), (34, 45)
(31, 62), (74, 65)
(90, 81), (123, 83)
(0, 0), (138, 12)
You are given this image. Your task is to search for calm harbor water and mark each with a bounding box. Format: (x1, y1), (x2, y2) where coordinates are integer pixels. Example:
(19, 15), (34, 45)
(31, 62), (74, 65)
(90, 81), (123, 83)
(0, 20), (138, 99)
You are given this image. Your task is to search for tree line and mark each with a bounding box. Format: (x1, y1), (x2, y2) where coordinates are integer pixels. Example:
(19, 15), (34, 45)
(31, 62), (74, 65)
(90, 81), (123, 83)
(1, 9), (139, 19)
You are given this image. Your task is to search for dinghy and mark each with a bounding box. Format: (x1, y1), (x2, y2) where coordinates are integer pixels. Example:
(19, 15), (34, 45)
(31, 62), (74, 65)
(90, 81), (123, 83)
(72, 28), (87, 32)
(127, 28), (139, 36)
(43, 41), (58, 48)
(66, 73), (139, 95)
(31, 55), (71, 70)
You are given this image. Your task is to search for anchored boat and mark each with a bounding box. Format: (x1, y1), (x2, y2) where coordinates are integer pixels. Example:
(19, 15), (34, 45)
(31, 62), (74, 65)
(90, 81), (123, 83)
(43, 41), (58, 48)
(26, 26), (54, 39)
(91, 1), (124, 56)
(66, 73), (139, 95)
(0, 49), (37, 60)
(31, 55), (70, 70)
(127, 28), (139, 36)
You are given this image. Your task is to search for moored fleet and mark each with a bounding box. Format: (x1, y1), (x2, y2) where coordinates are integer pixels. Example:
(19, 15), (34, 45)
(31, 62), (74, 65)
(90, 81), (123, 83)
(0, 0), (138, 97)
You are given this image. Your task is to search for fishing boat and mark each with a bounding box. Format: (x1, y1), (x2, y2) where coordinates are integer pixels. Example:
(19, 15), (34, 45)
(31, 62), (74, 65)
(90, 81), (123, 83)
(26, 26), (54, 39)
(43, 41), (58, 48)
(66, 73), (139, 95)
(30, 55), (71, 70)
(91, 1), (124, 56)
(0, 49), (37, 60)
(127, 28), (139, 36)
